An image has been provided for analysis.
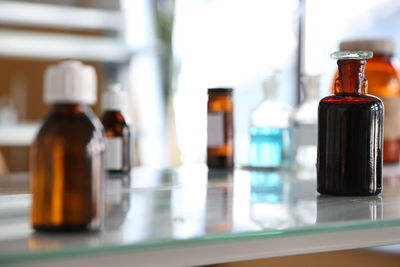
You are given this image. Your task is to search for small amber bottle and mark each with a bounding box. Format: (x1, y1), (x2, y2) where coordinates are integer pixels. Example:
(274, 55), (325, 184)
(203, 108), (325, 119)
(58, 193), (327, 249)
(207, 88), (234, 169)
(30, 61), (105, 231)
(337, 39), (400, 163)
(318, 51), (383, 196)
(101, 85), (131, 173)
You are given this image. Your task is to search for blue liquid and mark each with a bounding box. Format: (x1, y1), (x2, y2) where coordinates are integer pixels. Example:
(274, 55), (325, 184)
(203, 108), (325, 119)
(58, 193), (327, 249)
(249, 127), (291, 167)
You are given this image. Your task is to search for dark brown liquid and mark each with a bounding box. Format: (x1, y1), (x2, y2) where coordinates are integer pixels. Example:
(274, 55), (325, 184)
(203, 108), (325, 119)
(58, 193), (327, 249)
(317, 95), (383, 195)
(30, 104), (104, 231)
(101, 110), (131, 173)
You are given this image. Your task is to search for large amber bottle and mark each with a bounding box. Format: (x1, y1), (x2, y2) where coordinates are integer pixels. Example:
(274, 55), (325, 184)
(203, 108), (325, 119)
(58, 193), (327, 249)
(207, 88), (234, 169)
(30, 61), (105, 231)
(339, 39), (400, 163)
(318, 51), (383, 196)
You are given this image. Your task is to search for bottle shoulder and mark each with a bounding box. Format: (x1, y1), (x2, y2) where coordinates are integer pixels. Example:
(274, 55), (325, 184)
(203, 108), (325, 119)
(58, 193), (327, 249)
(35, 109), (104, 142)
(101, 111), (130, 128)
(101, 111), (129, 123)
(319, 94), (383, 109)
(251, 100), (292, 128)
(253, 99), (292, 113)
(320, 94), (382, 103)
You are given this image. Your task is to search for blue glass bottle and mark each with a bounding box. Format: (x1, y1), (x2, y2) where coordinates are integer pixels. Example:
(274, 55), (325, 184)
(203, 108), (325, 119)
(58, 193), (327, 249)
(249, 76), (293, 168)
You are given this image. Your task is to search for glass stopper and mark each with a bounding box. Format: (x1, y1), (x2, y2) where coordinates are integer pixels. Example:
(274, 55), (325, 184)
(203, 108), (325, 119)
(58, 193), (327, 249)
(331, 51), (373, 60)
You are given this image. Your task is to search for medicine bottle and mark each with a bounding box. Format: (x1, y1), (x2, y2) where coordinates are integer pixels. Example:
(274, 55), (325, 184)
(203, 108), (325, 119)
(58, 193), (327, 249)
(207, 88), (234, 169)
(30, 61), (105, 231)
(249, 76), (293, 168)
(101, 85), (131, 173)
(318, 51), (383, 196)
(339, 39), (400, 163)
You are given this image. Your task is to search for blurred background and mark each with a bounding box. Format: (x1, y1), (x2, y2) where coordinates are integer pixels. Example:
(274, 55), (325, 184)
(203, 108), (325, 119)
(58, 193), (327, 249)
(1, 0), (400, 173)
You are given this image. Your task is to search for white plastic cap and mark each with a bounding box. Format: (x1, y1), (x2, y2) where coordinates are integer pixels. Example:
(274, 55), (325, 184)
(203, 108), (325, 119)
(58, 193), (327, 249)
(44, 60), (97, 104)
(340, 38), (395, 56)
(102, 84), (128, 111)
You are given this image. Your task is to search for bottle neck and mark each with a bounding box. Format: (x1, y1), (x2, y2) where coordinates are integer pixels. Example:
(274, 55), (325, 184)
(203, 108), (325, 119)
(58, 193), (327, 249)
(335, 59), (367, 95)
(52, 103), (89, 114)
(103, 110), (125, 118)
(101, 110), (128, 124)
(104, 109), (122, 114)
(264, 88), (278, 100)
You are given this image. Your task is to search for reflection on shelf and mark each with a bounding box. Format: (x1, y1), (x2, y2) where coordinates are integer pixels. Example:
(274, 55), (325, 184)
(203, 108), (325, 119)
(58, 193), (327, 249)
(105, 173), (131, 230)
(206, 170), (233, 233)
(316, 196), (382, 223)
(172, 186), (206, 239)
(2, 166), (400, 263)
(250, 171), (294, 229)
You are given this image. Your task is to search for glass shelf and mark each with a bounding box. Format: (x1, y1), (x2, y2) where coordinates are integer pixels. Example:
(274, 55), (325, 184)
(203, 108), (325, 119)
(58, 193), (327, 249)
(1, 165), (400, 265)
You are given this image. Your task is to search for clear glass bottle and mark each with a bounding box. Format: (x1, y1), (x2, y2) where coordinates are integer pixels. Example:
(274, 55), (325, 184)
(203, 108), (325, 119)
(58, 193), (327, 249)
(293, 75), (319, 169)
(101, 84), (131, 173)
(30, 61), (104, 231)
(207, 88), (234, 169)
(339, 39), (400, 163)
(249, 76), (292, 168)
(318, 51), (383, 196)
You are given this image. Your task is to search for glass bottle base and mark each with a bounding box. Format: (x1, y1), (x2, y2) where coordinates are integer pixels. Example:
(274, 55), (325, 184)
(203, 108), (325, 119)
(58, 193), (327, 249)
(317, 188), (382, 196)
(207, 155), (234, 169)
(33, 224), (99, 233)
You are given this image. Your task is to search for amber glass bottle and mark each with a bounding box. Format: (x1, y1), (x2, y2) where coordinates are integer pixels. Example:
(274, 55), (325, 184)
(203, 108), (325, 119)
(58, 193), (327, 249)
(318, 51), (383, 196)
(101, 85), (131, 173)
(207, 88), (234, 169)
(339, 39), (400, 163)
(30, 61), (104, 231)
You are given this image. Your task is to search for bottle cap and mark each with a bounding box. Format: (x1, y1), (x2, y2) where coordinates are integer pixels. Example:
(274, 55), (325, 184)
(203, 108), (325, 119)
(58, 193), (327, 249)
(340, 38), (395, 56)
(331, 51), (373, 60)
(44, 60), (97, 104)
(208, 88), (233, 94)
(102, 84), (128, 111)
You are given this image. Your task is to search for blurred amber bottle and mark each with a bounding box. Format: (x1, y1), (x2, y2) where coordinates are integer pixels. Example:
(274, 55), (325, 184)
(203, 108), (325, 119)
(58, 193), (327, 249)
(337, 39), (400, 163)
(101, 85), (131, 173)
(30, 61), (104, 232)
(207, 88), (234, 169)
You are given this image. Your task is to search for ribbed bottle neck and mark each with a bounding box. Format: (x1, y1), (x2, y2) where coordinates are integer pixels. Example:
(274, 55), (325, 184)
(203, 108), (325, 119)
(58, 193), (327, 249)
(335, 59), (367, 95)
